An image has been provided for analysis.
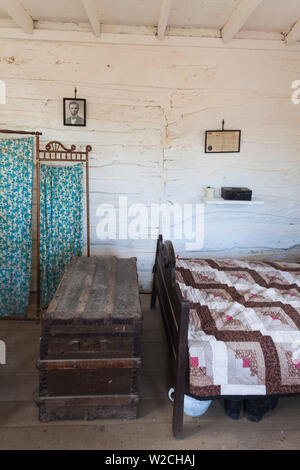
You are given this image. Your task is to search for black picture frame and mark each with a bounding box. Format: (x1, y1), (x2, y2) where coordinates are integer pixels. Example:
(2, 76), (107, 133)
(63, 98), (86, 127)
(205, 130), (241, 153)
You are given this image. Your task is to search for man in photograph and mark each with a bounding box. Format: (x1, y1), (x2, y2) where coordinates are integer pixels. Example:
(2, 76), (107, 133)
(65, 101), (84, 125)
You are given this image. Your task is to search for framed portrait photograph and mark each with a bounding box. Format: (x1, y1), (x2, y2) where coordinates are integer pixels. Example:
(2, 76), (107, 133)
(63, 98), (86, 127)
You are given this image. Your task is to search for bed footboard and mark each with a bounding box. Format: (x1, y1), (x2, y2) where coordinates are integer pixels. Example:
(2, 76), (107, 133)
(151, 235), (190, 440)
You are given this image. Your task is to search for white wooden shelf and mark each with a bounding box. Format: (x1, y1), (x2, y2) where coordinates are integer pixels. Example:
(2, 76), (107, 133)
(203, 197), (264, 205)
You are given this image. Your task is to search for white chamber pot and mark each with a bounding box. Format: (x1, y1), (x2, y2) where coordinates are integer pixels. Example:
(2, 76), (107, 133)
(168, 388), (212, 417)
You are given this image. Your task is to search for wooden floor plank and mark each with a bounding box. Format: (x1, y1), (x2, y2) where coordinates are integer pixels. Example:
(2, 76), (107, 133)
(0, 423), (293, 450)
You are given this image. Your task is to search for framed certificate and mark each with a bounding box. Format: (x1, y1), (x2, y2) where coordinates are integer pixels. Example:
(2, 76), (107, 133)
(205, 130), (241, 153)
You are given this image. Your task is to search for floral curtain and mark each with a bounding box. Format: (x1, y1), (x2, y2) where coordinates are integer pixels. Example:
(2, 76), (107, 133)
(0, 138), (34, 316)
(40, 163), (83, 308)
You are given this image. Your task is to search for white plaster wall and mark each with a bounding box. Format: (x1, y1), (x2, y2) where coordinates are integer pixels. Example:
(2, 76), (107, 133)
(0, 38), (300, 291)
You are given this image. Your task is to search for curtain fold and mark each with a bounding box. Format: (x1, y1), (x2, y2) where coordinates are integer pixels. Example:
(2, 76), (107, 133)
(0, 137), (34, 316)
(40, 163), (83, 308)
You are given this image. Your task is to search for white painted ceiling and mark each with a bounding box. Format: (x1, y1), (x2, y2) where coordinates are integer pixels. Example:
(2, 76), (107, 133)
(0, 0), (299, 34)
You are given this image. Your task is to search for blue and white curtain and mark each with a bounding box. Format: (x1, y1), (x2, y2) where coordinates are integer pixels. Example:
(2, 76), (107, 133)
(40, 164), (83, 308)
(0, 138), (34, 316)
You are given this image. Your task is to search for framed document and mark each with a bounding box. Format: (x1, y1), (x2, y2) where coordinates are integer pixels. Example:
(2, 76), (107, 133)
(205, 130), (241, 153)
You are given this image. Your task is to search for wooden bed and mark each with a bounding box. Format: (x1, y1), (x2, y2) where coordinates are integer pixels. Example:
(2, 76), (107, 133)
(151, 235), (300, 440)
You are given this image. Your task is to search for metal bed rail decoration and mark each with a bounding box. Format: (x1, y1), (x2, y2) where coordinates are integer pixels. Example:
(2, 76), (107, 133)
(0, 129), (42, 321)
(36, 141), (92, 312)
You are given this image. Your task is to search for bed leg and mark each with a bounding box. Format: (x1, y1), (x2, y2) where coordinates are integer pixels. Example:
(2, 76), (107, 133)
(172, 387), (184, 440)
(172, 301), (189, 440)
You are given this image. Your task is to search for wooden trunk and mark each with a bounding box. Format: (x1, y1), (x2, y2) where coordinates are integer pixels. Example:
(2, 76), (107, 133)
(37, 256), (142, 422)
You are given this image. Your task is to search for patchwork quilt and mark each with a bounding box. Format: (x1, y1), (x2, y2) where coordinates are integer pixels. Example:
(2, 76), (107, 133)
(175, 258), (300, 398)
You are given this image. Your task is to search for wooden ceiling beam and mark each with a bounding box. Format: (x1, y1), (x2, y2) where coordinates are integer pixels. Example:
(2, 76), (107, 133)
(285, 19), (300, 45)
(221, 0), (263, 43)
(158, 0), (173, 40)
(0, 0), (33, 34)
(82, 0), (101, 37)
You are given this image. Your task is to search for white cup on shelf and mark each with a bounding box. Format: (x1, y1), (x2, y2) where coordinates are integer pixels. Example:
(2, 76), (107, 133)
(205, 186), (215, 200)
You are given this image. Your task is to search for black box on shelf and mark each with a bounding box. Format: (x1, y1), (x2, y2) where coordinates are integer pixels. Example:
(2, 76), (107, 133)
(221, 187), (252, 201)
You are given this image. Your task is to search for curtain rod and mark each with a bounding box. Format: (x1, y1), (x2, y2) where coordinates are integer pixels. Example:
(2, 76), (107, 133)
(0, 129), (42, 136)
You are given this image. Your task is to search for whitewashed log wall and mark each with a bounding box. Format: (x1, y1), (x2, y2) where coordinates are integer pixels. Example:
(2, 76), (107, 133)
(0, 38), (300, 291)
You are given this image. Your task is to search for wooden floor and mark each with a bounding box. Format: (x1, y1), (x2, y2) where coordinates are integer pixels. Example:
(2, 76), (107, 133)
(0, 294), (299, 450)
